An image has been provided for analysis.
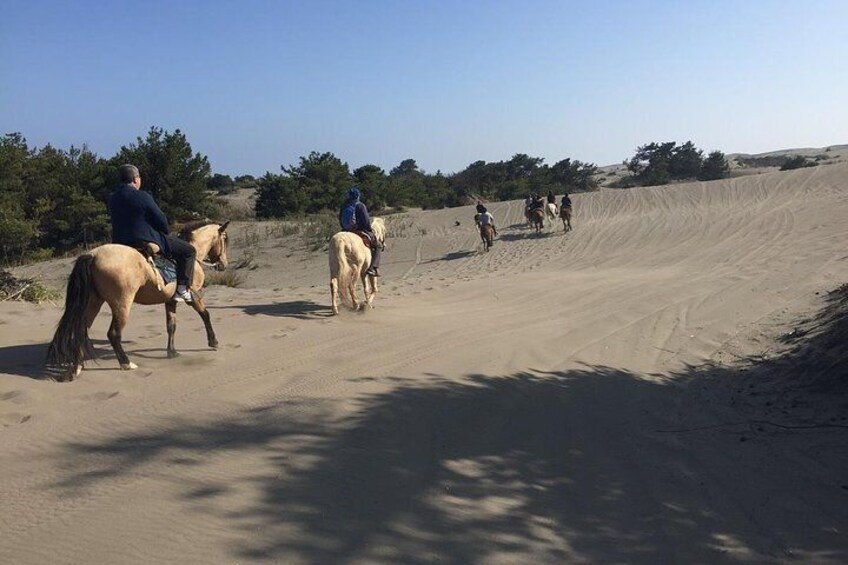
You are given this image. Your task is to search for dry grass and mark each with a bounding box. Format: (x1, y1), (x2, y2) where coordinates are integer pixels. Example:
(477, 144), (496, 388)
(384, 214), (416, 238)
(0, 270), (60, 303)
(204, 269), (244, 288)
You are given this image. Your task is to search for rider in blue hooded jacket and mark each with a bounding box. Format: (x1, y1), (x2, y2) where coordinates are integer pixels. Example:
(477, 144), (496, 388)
(339, 186), (381, 276)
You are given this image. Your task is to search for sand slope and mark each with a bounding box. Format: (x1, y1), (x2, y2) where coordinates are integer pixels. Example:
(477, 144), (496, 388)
(1, 164), (847, 563)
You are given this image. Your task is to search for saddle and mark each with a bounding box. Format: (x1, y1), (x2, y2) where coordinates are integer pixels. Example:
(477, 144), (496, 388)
(134, 243), (177, 289)
(353, 230), (377, 250)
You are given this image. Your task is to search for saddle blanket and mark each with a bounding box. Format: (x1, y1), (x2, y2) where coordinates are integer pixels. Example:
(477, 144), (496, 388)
(153, 256), (177, 285)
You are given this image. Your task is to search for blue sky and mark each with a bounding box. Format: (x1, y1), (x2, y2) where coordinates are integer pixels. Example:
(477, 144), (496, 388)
(2, 0), (846, 176)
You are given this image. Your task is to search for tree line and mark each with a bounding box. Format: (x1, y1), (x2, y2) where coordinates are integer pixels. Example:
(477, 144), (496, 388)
(254, 152), (599, 219)
(0, 128), (214, 264)
(1, 125), (730, 265)
(613, 141), (729, 187)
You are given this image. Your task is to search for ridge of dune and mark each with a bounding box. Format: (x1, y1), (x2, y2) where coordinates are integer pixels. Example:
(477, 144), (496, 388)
(1, 162), (846, 563)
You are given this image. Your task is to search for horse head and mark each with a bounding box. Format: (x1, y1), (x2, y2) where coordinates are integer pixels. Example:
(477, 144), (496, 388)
(371, 217), (387, 251)
(184, 220), (230, 271)
(210, 221), (231, 270)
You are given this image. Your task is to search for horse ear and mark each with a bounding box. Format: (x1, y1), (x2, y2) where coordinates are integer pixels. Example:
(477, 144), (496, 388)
(218, 221), (231, 233)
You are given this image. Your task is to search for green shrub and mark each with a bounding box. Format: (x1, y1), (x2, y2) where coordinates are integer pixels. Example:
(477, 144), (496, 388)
(780, 155), (815, 171)
(304, 212), (340, 251)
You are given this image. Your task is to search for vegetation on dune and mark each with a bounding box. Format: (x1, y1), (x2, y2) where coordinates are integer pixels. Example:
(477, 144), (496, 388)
(612, 141), (731, 187)
(0, 269), (59, 303)
(4, 126), (801, 267)
(253, 151), (599, 219)
(779, 155), (818, 171)
(0, 128), (216, 266)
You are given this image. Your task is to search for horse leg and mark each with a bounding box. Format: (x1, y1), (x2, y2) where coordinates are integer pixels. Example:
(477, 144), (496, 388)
(188, 292), (218, 349)
(106, 299), (136, 370)
(366, 272), (378, 308)
(330, 277), (340, 315)
(348, 270), (359, 310)
(362, 272), (374, 309)
(165, 300), (179, 358)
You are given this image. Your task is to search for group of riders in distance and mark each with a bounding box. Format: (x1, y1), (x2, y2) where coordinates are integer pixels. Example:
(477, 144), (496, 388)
(46, 164), (573, 381)
(474, 190), (574, 247)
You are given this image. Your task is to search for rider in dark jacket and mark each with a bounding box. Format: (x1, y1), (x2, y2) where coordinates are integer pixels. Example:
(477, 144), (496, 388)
(108, 164), (196, 302)
(339, 186), (381, 276)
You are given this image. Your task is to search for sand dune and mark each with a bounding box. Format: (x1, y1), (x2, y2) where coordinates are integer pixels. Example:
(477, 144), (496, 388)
(1, 163), (847, 563)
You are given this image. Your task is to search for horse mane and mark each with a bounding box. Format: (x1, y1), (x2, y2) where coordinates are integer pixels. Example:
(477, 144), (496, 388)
(178, 220), (217, 241)
(371, 217), (386, 243)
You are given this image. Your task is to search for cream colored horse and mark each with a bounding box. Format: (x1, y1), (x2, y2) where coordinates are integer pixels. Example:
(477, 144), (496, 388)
(545, 202), (559, 225)
(46, 221), (230, 381)
(329, 217), (386, 315)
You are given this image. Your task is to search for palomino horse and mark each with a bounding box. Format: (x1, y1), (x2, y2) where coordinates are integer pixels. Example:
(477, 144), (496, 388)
(46, 221), (230, 381)
(545, 202), (558, 225)
(329, 217), (386, 315)
(529, 208), (545, 235)
(560, 205), (573, 232)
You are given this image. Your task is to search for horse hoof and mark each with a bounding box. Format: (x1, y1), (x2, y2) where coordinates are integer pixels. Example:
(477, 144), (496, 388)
(167, 350), (180, 359)
(120, 362), (138, 370)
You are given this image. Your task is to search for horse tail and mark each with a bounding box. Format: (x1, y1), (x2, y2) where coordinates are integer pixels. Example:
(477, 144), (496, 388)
(47, 254), (95, 370)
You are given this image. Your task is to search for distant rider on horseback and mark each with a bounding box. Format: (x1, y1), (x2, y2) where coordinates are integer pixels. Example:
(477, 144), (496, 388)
(339, 186), (382, 277)
(547, 190), (556, 204)
(561, 193), (572, 211)
(474, 203), (497, 236)
(530, 194), (545, 211)
(108, 164), (196, 303)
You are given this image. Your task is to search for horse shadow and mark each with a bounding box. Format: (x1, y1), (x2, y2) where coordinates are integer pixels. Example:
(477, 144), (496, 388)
(422, 251), (476, 264)
(501, 229), (558, 241)
(0, 342), (52, 379)
(0, 339), (117, 380)
(213, 300), (331, 320)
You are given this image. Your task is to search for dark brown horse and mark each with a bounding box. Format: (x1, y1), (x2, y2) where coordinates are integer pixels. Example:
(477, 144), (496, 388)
(480, 223), (495, 251)
(46, 221), (230, 381)
(530, 208), (545, 235)
(560, 205), (573, 232)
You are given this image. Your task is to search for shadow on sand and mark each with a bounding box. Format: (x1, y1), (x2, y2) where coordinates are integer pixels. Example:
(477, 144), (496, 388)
(51, 288), (848, 562)
(422, 251), (477, 264)
(212, 300), (331, 320)
(0, 339), (120, 380)
(499, 229), (558, 242)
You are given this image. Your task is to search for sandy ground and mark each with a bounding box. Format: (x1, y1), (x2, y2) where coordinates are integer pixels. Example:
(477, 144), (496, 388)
(1, 164), (847, 563)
